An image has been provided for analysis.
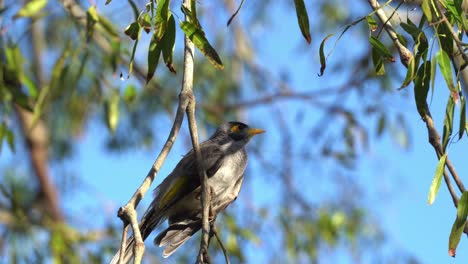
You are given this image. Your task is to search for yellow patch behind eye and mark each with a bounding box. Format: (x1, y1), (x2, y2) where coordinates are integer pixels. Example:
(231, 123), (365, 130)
(230, 124), (240, 133)
(159, 177), (187, 209)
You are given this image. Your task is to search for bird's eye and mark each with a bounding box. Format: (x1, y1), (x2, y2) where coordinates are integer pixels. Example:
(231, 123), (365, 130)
(230, 124), (240, 133)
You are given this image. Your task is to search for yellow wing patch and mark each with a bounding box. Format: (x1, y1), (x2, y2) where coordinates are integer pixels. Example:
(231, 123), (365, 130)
(159, 177), (187, 209)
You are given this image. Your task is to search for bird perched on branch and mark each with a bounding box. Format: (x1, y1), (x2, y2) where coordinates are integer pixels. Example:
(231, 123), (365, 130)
(110, 121), (264, 263)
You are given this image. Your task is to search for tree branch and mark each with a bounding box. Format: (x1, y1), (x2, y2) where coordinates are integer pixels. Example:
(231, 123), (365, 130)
(367, 0), (413, 66)
(368, 0), (465, 230)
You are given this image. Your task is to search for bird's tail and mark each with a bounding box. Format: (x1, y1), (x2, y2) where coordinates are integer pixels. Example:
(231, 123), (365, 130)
(154, 218), (201, 258)
(109, 206), (163, 264)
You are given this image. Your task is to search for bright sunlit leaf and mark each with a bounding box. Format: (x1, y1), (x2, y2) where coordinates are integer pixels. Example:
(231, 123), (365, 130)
(154, 0), (170, 41)
(427, 153), (447, 205)
(14, 0), (47, 18)
(180, 21), (224, 70)
(105, 91), (120, 134)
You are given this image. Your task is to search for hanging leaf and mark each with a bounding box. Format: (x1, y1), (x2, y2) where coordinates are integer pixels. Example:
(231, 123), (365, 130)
(124, 22), (141, 40)
(154, 0), (170, 41)
(448, 191), (468, 257)
(293, 0), (311, 44)
(401, 56), (416, 88)
(366, 16), (378, 32)
(180, 21), (224, 70)
(436, 50), (459, 102)
(318, 34), (333, 76)
(123, 85), (137, 105)
(161, 14), (176, 73)
(127, 0), (139, 20)
(371, 47), (385, 75)
(421, 0), (433, 22)
(413, 61), (431, 117)
(14, 0), (47, 18)
(227, 0), (245, 26)
(146, 32), (163, 82)
(442, 96), (455, 151)
(138, 13), (152, 34)
(459, 96), (466, 139)
(369, 36), (393, 60)
(427, 153), (447, 205)
(128, 38), (140, 77)
(105, 91), (120, 134)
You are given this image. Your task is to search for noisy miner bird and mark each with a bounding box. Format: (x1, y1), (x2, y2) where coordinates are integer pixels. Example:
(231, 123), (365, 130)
(110, 121), (264, 264)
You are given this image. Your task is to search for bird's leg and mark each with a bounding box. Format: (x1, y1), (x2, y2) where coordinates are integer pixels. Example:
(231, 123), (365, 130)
(208, 186), (217, 223)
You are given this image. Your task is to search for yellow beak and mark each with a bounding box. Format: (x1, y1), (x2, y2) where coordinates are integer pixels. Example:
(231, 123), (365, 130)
(247, 128), (265, 136)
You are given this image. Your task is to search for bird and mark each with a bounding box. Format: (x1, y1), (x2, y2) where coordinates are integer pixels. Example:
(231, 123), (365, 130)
(110, 121), (265, 264)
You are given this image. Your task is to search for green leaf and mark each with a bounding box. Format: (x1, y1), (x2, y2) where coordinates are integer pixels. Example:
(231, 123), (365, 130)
(366, 16), (378, 32)
(437, 22), (454, 55)
(293, 0), (311, 44)
(127, 0), (139, 20)
(0, 123), (15, 153)
(124, 22), (141, 40)
(154, 0), (170, 41)
(442, 96), (455, 151)
(369, 36), (393, 59)
(400, 21), (422, 40)
(14, 0), (47, 18)
(436, 50), (459, 102)
(459, 96), (466, 139)
(147, 32), (162, 82)
(427, 153), (447, 205)
(401, 56), (416, 88)
(180, 21), (224, 70)
(421, 0), (433, 22)
(161, 14), (176, 73)
(128, 38), (139, 77)
(227, 0), (245, 26)
(138, 13), (152, 34)
(377, 113), (386, 137)
(448, 191), (468, 257)
(86, 6), (99, 42)
(105, 91), (119, 134)
(371, 46), (385, 75)
(105, 0), (112, 4)
(414, 61), (431, 117)
(97, 14), (119, 37)
(123, 85), (137, 104)
(5, 127), (14, 152)
(318, 34), (333, 76)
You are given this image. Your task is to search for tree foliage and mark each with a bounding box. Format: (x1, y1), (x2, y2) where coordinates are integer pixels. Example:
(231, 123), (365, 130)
(0, 0), (467, 263)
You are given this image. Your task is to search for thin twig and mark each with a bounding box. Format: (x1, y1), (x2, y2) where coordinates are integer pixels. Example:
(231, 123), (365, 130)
(210, 224), (230, 264)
